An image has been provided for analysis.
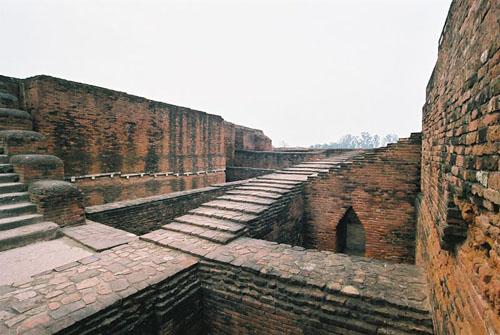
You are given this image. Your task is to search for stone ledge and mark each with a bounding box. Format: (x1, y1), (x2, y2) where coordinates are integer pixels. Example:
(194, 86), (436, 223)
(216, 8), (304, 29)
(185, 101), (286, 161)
(0, 108), (31, 120)
(11, 155), (64, 183)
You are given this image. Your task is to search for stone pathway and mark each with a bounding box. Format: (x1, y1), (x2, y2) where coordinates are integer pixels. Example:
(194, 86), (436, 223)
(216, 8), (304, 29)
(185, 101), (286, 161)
(0, 240), (197, 334)
(62, 220), (138, 251)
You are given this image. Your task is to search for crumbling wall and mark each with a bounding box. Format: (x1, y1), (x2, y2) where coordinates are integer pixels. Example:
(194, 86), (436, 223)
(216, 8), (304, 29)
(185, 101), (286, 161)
(224, 121), (273, 166)
(417, 0), (499, 333)
(233, 149), (326, 170)
(303, 135), (422, 263)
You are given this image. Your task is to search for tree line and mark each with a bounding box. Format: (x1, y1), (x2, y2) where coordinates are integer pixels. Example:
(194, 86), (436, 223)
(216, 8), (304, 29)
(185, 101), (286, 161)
(310, 132), (399, 149)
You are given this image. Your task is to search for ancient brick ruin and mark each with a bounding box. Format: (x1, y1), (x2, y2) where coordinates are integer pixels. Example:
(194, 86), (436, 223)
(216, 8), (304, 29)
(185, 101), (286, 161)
(0, 1), (498, 334)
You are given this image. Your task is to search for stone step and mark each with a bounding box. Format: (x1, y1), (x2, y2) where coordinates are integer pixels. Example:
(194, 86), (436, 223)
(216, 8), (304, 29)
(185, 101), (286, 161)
(218, 194), (275, 205)
(0, 173), (18, 183)
(0, 164), (13, 173)
(277, 170), (316, 176)
(163, 222), (238, 244)
(0, 191), (29, 205)
(226, 189), (282, 199)
(0, 182), (27, 194)
(0, 155), (8, 164)
(202, 200), (268, 214)
(235, 186), (289, 194)
(189, 207), (258, 224)
(175, 214), (246, 233)
(254, 177), (301, 185)
(258, 174), (308, 182)
(247, 181), (295, 189)
(141, 229), (221, 257)
(0, 213), (43, 231)
(0, 221), (59, 252)
(0, 202), (37, 219)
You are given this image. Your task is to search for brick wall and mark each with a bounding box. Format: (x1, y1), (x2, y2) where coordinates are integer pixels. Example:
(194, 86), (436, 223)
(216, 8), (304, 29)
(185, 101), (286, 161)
(416, 0), (499, 333)
(224, 121), (273, 166)
(233, 149), (326, 170)
(303, 135), (421, 263)
(21, 75), (225, 178)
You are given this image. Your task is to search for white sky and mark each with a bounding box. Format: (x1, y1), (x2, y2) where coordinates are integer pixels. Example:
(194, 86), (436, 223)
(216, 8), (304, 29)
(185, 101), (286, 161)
(1, 0), (451, 147)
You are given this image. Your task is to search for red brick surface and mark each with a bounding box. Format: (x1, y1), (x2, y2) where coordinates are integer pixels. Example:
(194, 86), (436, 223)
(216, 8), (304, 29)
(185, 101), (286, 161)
(416, 0), (500, 333)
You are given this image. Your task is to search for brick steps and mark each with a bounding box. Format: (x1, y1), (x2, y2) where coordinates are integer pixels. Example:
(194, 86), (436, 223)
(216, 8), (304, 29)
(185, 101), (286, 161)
(201, 200), (268, 214)
(0, 173), (18, 183)
(0, 191), (29, 205)
(0, 202), (37, 219)
(0, 155), (8, 164)
(175, 214), (246, 234)
(217, 194), (276, 205)
(0, 213), (43, 231)
(0, 108), (33, 131)
(225, 190), (282, 199)
(189, 207), (258, 224)
(0, 221), (59, 252)
(0, 182), (27, 194)
(163, 222), (239, 244)
(255, 176), (304, 184)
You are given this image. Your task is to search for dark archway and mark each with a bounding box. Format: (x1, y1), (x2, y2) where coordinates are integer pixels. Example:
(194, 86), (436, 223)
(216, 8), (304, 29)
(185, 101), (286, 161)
(336, 208), (365, 256)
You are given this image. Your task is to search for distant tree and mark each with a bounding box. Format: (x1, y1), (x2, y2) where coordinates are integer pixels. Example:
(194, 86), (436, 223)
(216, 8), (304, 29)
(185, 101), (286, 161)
(309, 133), (398, 149)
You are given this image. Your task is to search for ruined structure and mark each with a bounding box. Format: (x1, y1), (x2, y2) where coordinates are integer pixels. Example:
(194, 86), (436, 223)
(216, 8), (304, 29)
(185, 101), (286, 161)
(0, 1), (498, 334)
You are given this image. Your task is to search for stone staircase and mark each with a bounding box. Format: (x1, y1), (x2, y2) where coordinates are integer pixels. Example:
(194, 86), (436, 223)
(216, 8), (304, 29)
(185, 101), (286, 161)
(0, 108), (60, 251)
(143, 153), (359, 254)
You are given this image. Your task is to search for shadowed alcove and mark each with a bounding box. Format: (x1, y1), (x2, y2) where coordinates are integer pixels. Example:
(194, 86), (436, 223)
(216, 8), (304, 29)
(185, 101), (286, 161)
(336, 207), (365, 256)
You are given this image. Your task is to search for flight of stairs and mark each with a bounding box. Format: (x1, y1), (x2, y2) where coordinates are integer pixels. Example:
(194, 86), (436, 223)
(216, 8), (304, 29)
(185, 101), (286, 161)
(0, 109), (60, 252)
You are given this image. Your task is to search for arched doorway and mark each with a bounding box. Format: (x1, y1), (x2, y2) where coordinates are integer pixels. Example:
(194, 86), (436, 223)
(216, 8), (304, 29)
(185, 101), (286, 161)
(336, 208), (365, 256)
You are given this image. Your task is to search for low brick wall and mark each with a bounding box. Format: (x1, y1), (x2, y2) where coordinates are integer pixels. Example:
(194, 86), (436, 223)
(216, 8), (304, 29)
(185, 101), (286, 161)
(199, 238), (433, 335)
(225, 166), (276, 182)
(76, 172), (225, 206)
(86, 181), (246, 235)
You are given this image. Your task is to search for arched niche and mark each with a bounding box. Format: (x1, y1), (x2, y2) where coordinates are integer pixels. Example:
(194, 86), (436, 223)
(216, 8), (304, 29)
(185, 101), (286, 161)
(336, 207), (365, 256)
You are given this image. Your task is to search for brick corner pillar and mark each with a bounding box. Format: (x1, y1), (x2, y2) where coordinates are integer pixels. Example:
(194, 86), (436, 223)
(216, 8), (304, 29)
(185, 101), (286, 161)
(10, 154), (64, 183)
(29, 180), (86, 227)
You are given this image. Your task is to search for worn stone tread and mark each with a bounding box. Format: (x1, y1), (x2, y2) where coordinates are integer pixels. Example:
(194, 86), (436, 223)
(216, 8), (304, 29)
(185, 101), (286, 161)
(235, 186), (289, 194)
(0, 221), (59, 252)
(245, 182), (294, 190)
(141, 229), (221, 257)
(0, 213), (43, 231)
(0, 183), (27, 194)
(0, 192), (29, 205)
(225, 189), (282, 199)
(189, 207), (258, 223)
(0, 202), (37, 218)
(163, 222), (238, 244)
(0, 164), (13, 173)
(202, 200), (268, 214)
(174, 214), (246, 233)
(0, 173), (18, 183)
(217, 194), (276, 205)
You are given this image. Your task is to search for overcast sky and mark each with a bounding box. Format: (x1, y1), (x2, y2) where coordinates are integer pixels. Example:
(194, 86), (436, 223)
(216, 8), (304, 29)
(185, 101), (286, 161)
(1, 0), (451, 146)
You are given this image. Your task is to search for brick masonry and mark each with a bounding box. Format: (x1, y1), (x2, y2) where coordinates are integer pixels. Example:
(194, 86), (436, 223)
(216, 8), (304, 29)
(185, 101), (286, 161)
(416, 0), (500, 334)
(303, 135), (421, 263)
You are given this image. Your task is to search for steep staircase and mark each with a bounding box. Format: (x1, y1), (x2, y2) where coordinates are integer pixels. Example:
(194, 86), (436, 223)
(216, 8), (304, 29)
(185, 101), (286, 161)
(0, 108), (60, 252)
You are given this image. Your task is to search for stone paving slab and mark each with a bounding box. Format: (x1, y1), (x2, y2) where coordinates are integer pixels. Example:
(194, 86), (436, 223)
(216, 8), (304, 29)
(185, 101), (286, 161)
(0, 238), (93, 286)
(202, 200), (268, 214)
(0, 240), (198, 335)
(256, 175), (307, 183)
(62, 220), (138, 252)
